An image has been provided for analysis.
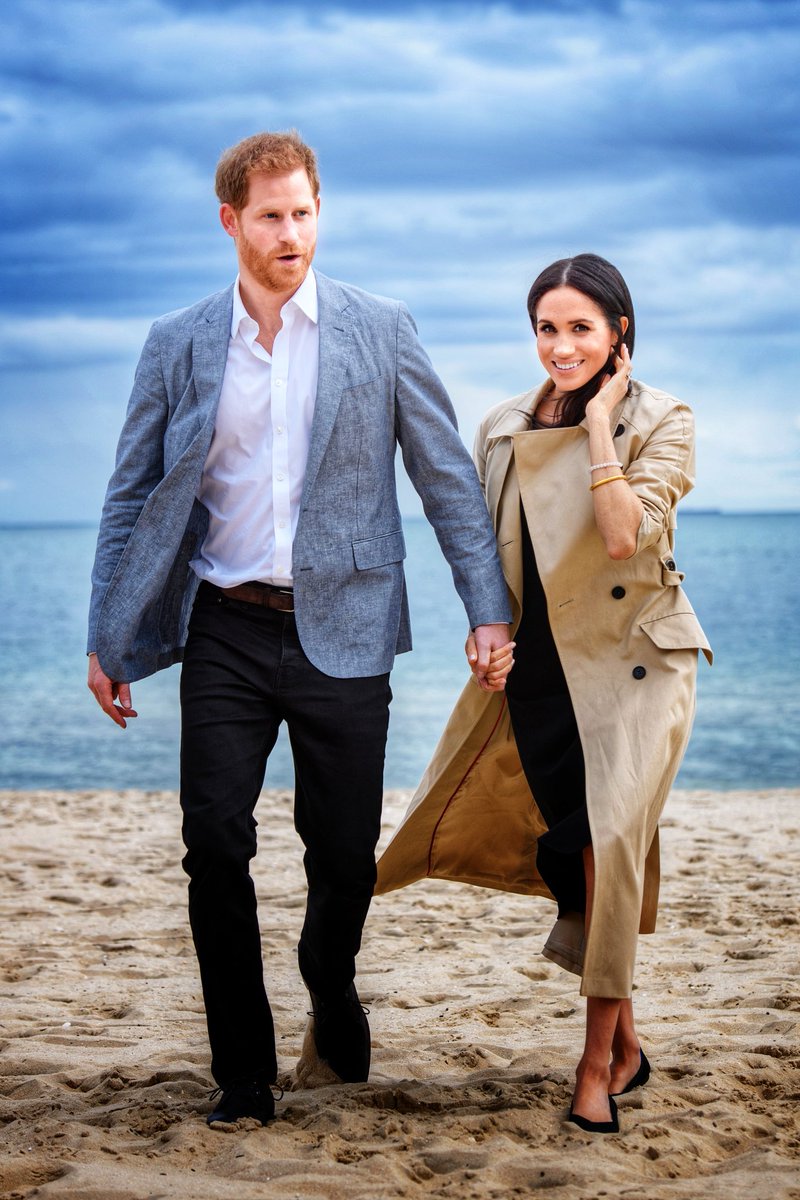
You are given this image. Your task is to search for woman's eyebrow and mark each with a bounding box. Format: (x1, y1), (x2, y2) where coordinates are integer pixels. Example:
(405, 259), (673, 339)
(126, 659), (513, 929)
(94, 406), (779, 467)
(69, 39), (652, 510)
(537, 315), (597, 325)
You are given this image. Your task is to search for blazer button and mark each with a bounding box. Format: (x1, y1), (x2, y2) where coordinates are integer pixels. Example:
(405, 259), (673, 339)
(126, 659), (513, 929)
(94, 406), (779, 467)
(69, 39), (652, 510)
(611, 586), (626, 599)
(665, 559), (676, 571)
(614, 424), (625, 437)
(632, 665), (647, 680)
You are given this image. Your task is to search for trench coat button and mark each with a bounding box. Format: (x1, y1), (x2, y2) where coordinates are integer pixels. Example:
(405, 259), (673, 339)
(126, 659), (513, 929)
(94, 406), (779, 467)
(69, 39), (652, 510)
(632, 665), (647, 680)
(665, 558), (676, 571)
(614, 423), (625, 437)
(611, 586), (626, 599)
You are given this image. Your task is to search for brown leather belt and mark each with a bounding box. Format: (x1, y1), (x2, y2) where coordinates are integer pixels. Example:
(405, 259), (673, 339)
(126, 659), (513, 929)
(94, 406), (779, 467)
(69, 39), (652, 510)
(216, 581), (295, 612)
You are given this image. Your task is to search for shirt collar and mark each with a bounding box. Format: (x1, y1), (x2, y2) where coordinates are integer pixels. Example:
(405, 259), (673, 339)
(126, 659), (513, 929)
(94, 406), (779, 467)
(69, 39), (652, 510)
(230, 278), (254, 338)
(288, 267), (318, 324)
(231, 269), (318, 338)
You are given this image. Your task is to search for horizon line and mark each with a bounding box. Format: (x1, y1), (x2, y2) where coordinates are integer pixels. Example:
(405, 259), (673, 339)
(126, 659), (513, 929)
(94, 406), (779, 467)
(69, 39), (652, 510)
(1, 508), (799, 532)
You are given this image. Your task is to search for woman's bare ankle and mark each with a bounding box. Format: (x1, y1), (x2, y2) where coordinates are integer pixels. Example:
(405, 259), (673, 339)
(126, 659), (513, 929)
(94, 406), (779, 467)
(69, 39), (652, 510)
(576, 1055), (611, 1086)
(609, 1041), (642, 1092)
(572, 1059), (613, 1121)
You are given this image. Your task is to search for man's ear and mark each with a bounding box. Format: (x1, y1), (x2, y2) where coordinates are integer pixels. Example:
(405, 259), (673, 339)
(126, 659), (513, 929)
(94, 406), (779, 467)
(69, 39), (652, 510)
(219, 204), (239, 239)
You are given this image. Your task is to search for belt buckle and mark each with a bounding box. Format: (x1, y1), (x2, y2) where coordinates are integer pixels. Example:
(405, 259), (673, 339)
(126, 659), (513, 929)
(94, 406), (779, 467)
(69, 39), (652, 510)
(269, 585), (294, 613)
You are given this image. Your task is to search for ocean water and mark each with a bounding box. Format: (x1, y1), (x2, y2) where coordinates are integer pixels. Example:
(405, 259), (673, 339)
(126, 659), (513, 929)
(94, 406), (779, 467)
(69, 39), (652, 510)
(0, 514), (797, 792)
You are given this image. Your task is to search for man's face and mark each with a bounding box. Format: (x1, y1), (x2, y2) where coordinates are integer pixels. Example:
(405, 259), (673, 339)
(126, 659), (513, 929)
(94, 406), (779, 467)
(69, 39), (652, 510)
(220, 168), (319, 296)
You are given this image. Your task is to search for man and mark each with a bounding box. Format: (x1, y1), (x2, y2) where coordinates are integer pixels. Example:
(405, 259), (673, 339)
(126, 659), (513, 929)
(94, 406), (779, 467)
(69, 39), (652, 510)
(87, 130), (511, 1129)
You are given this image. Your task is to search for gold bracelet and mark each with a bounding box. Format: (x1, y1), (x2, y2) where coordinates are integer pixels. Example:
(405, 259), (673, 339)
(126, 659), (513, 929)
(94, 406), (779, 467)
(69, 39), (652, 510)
(589, 474), (627, 491)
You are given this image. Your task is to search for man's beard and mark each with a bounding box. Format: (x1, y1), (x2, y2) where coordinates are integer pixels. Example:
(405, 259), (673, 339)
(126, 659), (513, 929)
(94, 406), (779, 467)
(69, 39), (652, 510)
(238, 232), (315, 293)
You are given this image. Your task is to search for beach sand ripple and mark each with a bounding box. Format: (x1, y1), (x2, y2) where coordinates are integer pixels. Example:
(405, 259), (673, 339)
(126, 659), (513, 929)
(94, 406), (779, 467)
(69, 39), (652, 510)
(0, 788), (798, 1199)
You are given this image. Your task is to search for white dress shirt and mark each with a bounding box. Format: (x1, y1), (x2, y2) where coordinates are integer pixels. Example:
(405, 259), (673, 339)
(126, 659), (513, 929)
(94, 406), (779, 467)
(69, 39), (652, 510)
(192, 270), (319, 588)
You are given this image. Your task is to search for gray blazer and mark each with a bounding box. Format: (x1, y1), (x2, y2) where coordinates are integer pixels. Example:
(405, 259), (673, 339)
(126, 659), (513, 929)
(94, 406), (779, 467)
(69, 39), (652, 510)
(88, 271), (511, 682)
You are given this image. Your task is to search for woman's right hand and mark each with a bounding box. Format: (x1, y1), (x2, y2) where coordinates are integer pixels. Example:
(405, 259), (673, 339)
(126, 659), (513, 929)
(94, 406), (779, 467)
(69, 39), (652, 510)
(585, 344), (632, 424)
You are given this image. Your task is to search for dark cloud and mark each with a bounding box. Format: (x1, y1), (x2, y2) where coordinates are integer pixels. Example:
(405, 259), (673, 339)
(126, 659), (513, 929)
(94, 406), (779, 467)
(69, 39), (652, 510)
(0, 0), (798, 514)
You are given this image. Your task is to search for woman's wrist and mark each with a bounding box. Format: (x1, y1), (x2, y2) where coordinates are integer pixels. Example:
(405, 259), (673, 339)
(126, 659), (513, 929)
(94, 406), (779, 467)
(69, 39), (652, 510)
(584, 404), (611, 429)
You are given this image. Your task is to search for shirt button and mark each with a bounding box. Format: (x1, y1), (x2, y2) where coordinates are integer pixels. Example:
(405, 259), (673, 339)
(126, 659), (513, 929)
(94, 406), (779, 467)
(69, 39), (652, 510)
(278, 520), (286, 529)
(276, 473), (285, 481)
(632, 665), (647, 680)
(275, 379), (284, 387)
(611, 586), (626, 600)
(276, 425), (284, 434)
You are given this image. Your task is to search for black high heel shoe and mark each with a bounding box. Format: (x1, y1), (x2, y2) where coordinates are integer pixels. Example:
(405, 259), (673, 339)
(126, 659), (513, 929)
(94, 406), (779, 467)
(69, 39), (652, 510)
(610, 1049), (651, 1097)
(567, 1094), (619, 1134)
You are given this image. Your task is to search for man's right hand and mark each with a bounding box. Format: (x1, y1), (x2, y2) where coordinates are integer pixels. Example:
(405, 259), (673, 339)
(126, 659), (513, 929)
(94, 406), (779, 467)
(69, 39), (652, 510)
(87, 653), (138, 729)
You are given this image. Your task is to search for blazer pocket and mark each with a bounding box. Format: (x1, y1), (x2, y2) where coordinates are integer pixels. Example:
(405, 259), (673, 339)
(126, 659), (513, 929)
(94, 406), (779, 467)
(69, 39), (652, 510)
(639, 611), (713, 662)
(344, 371), (384, 391)
(352, 529), (406, 570)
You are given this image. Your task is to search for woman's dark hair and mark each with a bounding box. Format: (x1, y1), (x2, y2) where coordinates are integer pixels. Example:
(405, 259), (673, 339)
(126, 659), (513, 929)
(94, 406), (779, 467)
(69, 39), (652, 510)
(526, 253), (635, 428)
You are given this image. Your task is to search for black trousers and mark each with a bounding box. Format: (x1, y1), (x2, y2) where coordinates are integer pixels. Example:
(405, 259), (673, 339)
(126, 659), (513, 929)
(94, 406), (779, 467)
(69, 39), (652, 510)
(179, 583), (391, 1085)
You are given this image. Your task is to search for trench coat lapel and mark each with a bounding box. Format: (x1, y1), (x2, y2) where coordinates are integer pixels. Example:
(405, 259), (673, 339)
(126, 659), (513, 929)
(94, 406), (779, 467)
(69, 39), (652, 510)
(482, 385), (542, 622)
(482, 383), (625, 614)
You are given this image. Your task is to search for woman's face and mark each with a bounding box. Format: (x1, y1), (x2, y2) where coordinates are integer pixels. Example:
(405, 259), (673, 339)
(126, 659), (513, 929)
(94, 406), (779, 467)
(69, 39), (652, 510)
(534, 286), (622, 396)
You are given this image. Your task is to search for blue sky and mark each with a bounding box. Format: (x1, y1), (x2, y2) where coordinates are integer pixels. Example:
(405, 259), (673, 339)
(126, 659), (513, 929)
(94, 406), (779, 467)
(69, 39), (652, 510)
(1, 0), (798, 520)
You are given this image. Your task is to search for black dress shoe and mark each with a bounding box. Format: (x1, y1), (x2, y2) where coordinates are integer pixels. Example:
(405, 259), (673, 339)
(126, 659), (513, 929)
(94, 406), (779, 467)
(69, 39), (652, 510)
(567, 1094), (619, 1134)
(207, 1074), (276, 1127)
(308, 983), (370, 1082)
(610, 1049), (651, 1097)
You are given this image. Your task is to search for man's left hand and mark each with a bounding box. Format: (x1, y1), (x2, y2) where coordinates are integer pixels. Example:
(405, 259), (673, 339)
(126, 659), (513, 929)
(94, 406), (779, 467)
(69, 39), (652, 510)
(466, 624), (514, 692)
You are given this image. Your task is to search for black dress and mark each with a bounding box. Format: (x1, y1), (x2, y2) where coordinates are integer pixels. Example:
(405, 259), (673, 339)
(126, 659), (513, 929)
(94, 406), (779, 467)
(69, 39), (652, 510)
(505, 500), (591, 916)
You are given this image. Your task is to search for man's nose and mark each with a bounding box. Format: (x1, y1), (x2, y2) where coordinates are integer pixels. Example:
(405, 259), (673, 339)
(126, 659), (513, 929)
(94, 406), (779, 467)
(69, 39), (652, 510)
(278, 216), (299, 241)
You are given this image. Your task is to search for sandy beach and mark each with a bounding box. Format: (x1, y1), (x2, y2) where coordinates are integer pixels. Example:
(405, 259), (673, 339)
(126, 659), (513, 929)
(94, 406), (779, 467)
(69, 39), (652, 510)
(0, 786), (798, 1200)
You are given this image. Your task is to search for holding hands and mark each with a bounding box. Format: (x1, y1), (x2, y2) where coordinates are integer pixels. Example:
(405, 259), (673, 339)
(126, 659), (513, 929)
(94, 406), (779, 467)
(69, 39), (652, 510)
(466, 625), (515, 692)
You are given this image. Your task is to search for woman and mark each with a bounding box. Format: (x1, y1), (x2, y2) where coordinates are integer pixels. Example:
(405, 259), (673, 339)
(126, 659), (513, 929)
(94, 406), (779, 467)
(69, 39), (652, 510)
(376, 253), (712, 1134)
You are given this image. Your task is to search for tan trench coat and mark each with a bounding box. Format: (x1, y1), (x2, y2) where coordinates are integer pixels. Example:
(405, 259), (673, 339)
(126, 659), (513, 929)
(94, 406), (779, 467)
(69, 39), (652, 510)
(376, 379), (713, 998)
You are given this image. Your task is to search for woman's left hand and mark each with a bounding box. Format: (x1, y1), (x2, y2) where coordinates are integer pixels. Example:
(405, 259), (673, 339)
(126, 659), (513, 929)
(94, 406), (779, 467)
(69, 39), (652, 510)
(465, 633), (515, 691)
(585, 344), (632, 422)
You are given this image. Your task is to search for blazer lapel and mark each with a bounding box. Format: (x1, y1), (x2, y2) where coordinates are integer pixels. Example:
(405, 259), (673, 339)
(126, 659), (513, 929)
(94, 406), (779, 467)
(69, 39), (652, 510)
(301, 272), (352, 503)
(191, 286), (234, 431)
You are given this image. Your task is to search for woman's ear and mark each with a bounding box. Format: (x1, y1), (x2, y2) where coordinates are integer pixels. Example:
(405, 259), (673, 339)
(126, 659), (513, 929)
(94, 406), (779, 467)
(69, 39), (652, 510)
(619, 315), (629, 337)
